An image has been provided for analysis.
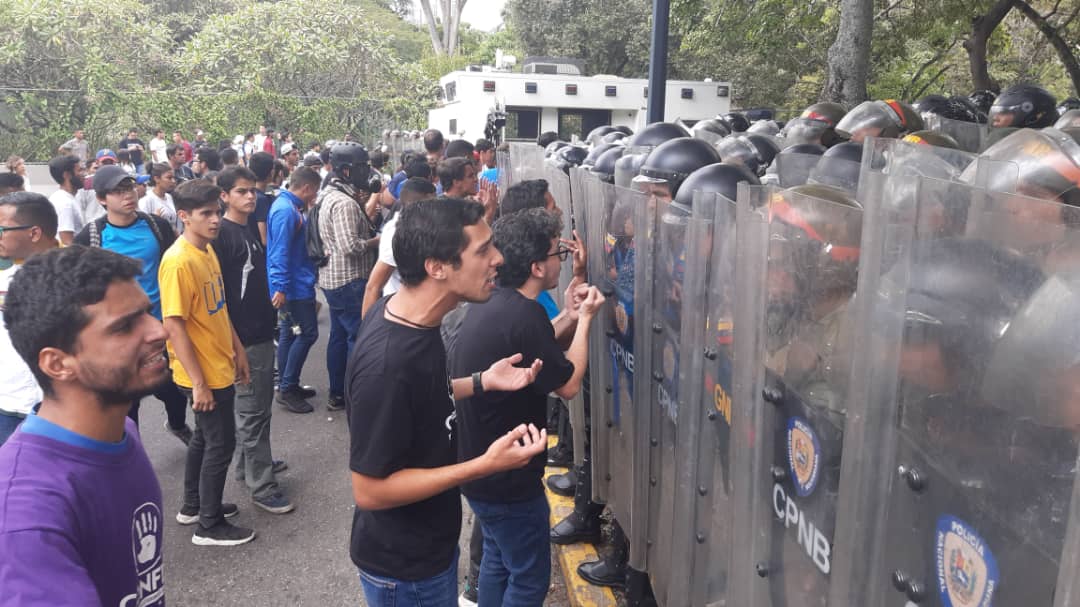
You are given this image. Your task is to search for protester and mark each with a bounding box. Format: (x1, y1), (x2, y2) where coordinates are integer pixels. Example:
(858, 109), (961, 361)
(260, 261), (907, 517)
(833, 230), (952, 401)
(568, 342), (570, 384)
(0, 245), (169, 604)
(116, 149), (137, 177)
(362, 177), (436, 317)
(5, 155), (29, 190)
(248, 152), (275, 245)
(423, 128), (445, 165)
(0, 174), (24, 196)
(437, 157), (478, 198)
(173, 131), (194, 163)
(139, 163), (181, 234)
(347, 197), (547, 607)
(59, 129), (90, 163)
(452, 208), (602, 606)
(0, 192), (57, 445)
(46, 154), (86, 245)
(475, 139), (498, 184)
(267, 167), (320, 414)
(150, 129), (169, 164)
(215, 166), (294, 514)
(118, 129), (146, 175)
(159, 179), (253, 546)
(192, 148), (222, 179)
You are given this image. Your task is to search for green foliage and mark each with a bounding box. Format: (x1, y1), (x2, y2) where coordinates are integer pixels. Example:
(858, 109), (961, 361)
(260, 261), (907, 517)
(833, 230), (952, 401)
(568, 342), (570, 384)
(0, 0), (437, 160)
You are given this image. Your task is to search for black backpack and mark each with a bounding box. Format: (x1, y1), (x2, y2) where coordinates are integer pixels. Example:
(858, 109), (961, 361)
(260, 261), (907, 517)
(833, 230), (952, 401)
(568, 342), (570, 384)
(305, 188), (331, 268)
(87, 212), (169, 256)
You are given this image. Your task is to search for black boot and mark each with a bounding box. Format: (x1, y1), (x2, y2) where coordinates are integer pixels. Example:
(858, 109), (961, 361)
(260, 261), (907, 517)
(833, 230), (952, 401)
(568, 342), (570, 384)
(550, 459), (603, 544)
(546, 404), (573, 467)
(546, 468), (576, 496)
(578, 519), (628, 589)
(625, 567), (656, 607)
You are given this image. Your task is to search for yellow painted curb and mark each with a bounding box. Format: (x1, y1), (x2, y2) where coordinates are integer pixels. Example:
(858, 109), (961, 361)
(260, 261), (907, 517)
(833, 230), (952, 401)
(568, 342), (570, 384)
(545, 437), (617, 607)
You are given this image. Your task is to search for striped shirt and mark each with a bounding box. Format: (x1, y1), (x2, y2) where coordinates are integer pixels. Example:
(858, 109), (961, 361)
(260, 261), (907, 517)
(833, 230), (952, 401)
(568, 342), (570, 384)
(317, 179), (379, 290)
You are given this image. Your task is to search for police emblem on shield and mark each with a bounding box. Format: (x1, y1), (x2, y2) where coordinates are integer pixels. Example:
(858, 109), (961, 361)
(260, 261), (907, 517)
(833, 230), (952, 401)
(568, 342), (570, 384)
(615, 301), (629, 335)
(936, 515), (999, 607)
(662, 338), (676, 381)
(786, 416), (821, 497)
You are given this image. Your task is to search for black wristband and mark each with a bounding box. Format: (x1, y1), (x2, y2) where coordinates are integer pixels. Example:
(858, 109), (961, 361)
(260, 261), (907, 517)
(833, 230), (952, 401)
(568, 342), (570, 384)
(472, 371), (484, 396)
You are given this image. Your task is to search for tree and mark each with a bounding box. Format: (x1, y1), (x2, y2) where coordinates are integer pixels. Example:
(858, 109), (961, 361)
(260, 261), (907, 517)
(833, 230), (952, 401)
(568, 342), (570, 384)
(419, 0), (469, 56)
(821, 0), (875, 104)
(965, 0), (1016, 92)
(1013, 0), (1080, 95)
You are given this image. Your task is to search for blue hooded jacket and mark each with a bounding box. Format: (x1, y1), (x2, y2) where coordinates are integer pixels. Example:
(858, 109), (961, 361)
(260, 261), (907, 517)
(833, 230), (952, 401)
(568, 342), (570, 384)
(266, 189), (317, 301)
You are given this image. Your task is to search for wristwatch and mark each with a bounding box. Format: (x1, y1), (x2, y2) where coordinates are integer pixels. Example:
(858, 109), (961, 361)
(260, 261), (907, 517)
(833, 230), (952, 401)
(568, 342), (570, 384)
(472, 371), (484, 396)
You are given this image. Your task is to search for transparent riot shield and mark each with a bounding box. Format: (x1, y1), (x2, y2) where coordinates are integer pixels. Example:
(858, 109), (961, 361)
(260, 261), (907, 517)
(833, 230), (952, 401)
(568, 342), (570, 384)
(544, 162), (587, 467)
(773, 152), (823, 188)
(508, 142), (546, 186)
(830, 177), (1080, 606)
(638, 186), (693, 603)
(728, 185), (865, 607)
(922, 113), (987, 153)
(496, 149), (511, 200)
(667, 190), (742, 607)
(582, 174), (619, 506)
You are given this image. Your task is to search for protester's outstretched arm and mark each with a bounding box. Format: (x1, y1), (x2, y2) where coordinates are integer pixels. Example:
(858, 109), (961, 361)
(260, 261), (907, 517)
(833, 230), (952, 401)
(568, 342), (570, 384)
(351, 423), (547, 510)
(450, 353), (543, 400)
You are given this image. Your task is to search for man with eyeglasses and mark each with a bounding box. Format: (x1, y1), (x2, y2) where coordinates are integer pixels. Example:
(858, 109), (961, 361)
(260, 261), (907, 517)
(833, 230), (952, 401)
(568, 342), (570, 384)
(167, 143), (195, 183)
(73, 165), (192, 442)
(0, 192), (57, 445)
(450, 208), (603, 606)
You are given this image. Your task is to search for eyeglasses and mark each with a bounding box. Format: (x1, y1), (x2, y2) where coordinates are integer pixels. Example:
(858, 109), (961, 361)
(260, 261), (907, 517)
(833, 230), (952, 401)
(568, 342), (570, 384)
(546, 246), (572, 261)
(0, 225), (34, 238)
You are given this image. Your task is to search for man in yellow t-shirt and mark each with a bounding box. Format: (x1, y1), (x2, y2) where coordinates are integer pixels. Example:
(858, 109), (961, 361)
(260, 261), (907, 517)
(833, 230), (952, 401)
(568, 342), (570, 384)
(159, 179), (253, 547)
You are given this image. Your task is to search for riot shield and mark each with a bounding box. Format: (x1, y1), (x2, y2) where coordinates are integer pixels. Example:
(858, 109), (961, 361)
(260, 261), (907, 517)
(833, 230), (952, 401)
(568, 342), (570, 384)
(508, 142), (546, 187)
(773, 152), (823, 188)
(728, 185), (865, 607)
(638, 184), (694, 603)
(922, 113), (987, 153)
(544, 162), (587, 467)
(664, 190), (742, 607)
(830, 177), (1080, 605)
(496, 148), (511, 200)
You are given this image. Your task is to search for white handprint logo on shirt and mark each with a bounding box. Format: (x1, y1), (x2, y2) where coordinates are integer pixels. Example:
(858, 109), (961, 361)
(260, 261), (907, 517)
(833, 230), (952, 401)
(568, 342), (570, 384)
(128, 502), (165, 606)
(134, 508), (158, 564)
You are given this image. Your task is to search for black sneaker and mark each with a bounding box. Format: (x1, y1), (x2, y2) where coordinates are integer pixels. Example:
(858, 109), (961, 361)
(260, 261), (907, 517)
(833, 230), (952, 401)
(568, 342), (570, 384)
(298, 385), (317, 398)
(176, 503), (239, 525)
(192, 520), (256, 547)
(327, 395), (346, 411)
(163, 420), (193, 446)
(276, 388), (314, 414)
(253, 492), (295, 514)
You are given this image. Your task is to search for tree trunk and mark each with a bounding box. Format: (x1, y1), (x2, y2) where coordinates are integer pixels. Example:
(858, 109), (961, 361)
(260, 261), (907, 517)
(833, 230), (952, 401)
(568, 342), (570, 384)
(447, 0), (467, 56)
(1013, 0), (1080, 96)
(821, 0), (874, 105)
(963, 0), (1014, 92)
(441, 0), (452, 53)
(419, 0), (444, 55)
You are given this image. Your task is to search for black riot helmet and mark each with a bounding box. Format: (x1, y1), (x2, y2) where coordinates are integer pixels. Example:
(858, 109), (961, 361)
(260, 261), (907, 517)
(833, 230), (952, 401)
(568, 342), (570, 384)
(835, 99), (924, 142)
(747, 120), (781, 137)
(552, 145), (589, 173)
(587, 125), (618, 147)
(969, 90), (997, 115)
(627, 122), (690, 150)
(788, 102), (848, 147)
(989, 84), (1058, 129)
(330, 142), (380, 192)
(902, 130), (961, 150)
(545, 140), (569, 158)
(915, 95), (981, 123)
(673, 162), (760, 209)
(967, 127), (1080, 207)
(882, 237), (1044, 397)
(1059, 98), (1080, 114)
(635, 137), (722, 199)
(583, 142), (621, 168)
(783, 143), (827, 156)
(950, 95), (988, 123)
(690, 118), (732, 145)
(715, 133), (780, 176)
(723, 112), (750, 133)
(769, 143), (826, 187)
(602, 131), (628, 144)
(591, 146), (626, 183)
(615, 153), (648, 188)
(613, 125), (634, 136)
(807, 141), (863, 194)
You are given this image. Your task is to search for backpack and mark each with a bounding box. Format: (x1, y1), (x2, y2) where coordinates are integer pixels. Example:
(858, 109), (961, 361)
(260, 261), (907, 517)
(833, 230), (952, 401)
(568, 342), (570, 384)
(88, 212), (168, 256)
(305, 188), (331, 268)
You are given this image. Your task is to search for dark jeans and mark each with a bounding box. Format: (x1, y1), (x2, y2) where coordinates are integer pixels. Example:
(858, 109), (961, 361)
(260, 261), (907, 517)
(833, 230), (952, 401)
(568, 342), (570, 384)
(276, 299), (318, 392)
(358, 547), (459, 607)
(234, 341), (278, 499)
(181, 385), (237, 529)
(322, 278), (365, 398)
(129, 371), (188, 429)
(469, 495), (551, 607)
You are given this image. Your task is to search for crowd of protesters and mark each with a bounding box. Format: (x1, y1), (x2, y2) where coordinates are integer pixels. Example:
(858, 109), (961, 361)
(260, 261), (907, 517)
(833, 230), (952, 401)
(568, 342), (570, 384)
(0, 124), (599, 607)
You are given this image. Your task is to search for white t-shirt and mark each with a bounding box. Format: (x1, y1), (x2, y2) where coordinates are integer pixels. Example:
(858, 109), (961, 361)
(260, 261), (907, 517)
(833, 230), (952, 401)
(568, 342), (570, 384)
(48, 189), (84, 236)
(379, 213), (402, 296)
(0, 265), (42, 416)
(139, 191), (180, 234)
(77, 188), (105, 224)
(149, 137), (169, 163)
(253, 135), (266, 153)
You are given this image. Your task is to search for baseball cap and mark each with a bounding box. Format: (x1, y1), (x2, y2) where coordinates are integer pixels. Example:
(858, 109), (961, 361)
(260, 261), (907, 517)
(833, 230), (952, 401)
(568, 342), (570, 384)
(136, 175), (152, 185)
(96, 149), (118, 164)
(94, 165), (136, 197)
(281, 143), (296, 156)
(303, 155), (324, 168)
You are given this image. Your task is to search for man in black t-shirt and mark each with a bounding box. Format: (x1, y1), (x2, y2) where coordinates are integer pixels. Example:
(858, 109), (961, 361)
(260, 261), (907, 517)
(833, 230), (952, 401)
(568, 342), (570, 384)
(451, 208), (603, 606)
(347, 198), (549, 607)
(215, 166), (294, 515)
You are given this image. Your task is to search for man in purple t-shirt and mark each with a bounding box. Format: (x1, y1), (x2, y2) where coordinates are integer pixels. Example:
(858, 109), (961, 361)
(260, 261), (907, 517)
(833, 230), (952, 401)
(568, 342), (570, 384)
(0, 246), (170, 606)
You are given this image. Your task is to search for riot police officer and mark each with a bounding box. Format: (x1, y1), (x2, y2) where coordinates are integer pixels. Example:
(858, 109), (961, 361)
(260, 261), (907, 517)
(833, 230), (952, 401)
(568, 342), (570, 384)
(782, 102), (847, 148)
(989, 83), (1059, 128)
(835, 99), (924, 143)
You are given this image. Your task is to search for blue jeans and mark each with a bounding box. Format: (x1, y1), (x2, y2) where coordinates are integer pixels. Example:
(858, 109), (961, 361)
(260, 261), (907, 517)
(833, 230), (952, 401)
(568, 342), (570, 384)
(357, 547), (459, 607)
(322, 278), (366, 398)
(276, 299), (318, 392)
(468, 495), (551, 607)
